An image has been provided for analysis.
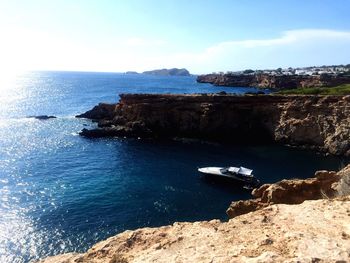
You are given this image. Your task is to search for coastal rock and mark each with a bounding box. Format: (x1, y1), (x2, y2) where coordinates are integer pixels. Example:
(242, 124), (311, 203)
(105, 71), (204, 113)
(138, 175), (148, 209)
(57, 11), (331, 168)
(76, 103), (117, 120)
(197, 73), (350, 90)
(77, 94), (350, 156)
(226, 166), (347, 218)
(27, 115), (57, 120)
(38, 197), (350, 263)
(333, 164), (350, 196)
(79, 127), (127, 138)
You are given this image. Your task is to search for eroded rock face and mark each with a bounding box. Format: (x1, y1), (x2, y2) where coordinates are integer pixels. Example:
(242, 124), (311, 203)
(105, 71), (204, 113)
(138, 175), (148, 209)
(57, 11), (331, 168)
(333, 164), (350, 196)
(197, 73), (350, 90)
(77, 94), (350, 156)
(76, 103), (117, 120)
(226, 165), (349, 218)
(38, 198), (350, 263)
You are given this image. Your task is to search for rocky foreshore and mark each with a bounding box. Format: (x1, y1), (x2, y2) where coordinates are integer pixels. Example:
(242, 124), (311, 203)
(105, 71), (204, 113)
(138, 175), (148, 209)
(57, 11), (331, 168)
(39, 165), (350, 263)
(77, 94), (350, 156)
(196, 73), (350, 90)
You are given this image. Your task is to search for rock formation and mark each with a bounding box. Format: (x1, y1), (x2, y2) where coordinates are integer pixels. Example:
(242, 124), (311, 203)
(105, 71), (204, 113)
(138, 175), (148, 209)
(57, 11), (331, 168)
(39, 165), (350, 263)
(27, 115), (57, 120)
(77, 94), (350, 156)
(226, 165), (350, 218)
(197, 73), (350, 90)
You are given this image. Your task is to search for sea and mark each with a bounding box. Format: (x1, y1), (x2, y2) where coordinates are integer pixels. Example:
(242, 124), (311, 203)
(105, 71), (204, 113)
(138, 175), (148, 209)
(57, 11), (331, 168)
(0, 71), (347, 262)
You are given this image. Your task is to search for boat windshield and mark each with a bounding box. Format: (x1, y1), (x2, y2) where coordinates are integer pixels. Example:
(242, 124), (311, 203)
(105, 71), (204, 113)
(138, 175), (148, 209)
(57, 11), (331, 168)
(220, 167), (254, 177)
(238, 167), (253, 176)
(220, 168), (229, 173)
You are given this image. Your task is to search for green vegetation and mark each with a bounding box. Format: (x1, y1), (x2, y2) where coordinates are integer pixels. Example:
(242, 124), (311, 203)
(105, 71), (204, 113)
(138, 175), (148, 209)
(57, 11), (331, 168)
(243, 69), (255, 74)
(277, 84), (350, 95)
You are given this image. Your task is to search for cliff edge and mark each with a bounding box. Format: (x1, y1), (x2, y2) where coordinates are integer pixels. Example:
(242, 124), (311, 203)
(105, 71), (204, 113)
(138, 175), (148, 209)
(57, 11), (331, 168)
(39, 165), (350, 263)
(77, 94), (350, 156)
(197, 73), (350, 90)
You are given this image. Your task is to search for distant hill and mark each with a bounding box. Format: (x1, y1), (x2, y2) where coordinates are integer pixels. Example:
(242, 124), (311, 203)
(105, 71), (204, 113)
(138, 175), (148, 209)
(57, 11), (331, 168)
(125, 71), (139, 75)
(142, 68), (190, 76)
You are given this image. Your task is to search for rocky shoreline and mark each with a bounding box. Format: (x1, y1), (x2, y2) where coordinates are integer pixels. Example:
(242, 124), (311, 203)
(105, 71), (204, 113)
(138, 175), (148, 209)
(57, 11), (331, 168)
(196, 73), (350, 90)
(39, 165), (350, 263)
(77, 93), (350, 156)
(36, 93), (350, 262)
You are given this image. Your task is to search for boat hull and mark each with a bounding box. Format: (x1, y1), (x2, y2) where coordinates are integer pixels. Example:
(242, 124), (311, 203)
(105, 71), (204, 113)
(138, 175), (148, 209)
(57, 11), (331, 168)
(198, 167), (260, 187)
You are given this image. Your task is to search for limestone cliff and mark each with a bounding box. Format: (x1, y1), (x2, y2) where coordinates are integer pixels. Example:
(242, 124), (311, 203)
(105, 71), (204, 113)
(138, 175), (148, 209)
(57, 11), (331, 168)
(77, 94), (350, 156)
(197, 73), (350, 90)
(39, 165), (350, 263)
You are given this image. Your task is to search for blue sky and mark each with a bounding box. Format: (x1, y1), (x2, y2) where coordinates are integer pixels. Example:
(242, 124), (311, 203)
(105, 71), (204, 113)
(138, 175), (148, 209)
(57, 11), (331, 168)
(0, 0), (349, 73)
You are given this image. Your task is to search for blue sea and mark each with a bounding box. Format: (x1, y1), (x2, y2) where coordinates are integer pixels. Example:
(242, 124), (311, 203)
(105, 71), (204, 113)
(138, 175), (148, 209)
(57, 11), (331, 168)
(0, 71), (346, 262)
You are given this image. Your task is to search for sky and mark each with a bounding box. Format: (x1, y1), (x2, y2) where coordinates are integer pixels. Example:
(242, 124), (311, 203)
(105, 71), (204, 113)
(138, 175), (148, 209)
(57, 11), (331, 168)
(0, 0), (349, 74)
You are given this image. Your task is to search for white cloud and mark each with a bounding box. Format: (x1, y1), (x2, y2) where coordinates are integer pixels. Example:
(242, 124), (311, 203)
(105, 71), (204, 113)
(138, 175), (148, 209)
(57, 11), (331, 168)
(179, 29), (350, 73)
(208, 29), (350, 50)
(0, 26), (349, 74)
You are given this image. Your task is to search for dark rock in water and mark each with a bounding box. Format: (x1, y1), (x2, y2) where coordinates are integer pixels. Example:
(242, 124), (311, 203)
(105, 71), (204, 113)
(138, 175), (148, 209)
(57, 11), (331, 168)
(76, 103), (116, 120)
(28, 115), (57, 120)
(217, 91), (227, 95)
(79, 127), (125, 138)
(142, 68), (190, 76)
(80, 122), (152, 139)
(97, 119), (114, 128)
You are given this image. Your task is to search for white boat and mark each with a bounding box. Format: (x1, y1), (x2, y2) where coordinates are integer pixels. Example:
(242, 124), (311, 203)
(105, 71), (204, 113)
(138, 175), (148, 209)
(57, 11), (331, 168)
(198, 166), (260, 186)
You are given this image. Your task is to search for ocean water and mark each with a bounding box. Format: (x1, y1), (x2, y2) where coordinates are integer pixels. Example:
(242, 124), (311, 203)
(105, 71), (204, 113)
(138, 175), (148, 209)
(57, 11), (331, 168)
(0, 71), (346, 262)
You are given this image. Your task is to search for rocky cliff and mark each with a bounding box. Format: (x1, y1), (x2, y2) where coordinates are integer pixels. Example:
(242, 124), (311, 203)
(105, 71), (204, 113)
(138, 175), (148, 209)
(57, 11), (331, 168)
(226, 165), (350, 218)
(77, 94), (350, 156)
(39, 165), (350, 263)
(196, 73), (350, 90)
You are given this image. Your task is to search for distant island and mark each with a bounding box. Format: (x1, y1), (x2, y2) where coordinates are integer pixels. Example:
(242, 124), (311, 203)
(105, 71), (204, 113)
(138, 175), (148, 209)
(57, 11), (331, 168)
(125, 68), (191, 76)
(125, 71), (139, 75)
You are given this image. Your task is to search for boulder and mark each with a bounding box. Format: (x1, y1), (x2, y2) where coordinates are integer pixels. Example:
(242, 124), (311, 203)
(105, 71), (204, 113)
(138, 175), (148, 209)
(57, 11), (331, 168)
(226, 165), (349, 218)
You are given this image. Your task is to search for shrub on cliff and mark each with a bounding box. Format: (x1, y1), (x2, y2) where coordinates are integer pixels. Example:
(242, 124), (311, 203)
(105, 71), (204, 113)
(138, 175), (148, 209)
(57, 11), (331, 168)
(277, 84), (350, 95)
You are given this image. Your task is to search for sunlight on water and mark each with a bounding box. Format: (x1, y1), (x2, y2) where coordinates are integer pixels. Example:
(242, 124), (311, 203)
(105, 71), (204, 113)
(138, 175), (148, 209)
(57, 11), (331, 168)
(0, 71), (33, 118)
(0, 72), (346, 262)
(0, 117), (97, 262)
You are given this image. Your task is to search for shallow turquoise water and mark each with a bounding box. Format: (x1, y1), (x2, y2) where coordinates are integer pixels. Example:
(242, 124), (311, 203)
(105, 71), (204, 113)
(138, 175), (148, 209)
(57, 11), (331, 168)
(0, 72), (346, 262)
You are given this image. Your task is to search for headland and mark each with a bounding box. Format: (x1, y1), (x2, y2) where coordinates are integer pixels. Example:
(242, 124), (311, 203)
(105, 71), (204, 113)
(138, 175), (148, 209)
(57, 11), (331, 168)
(197, 65), (350, 90)
(77, 93), (350, 156)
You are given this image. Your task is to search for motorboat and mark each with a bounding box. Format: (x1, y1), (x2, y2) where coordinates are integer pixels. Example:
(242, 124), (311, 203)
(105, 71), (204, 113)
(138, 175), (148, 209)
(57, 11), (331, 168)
(198, 166), (260, 187)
